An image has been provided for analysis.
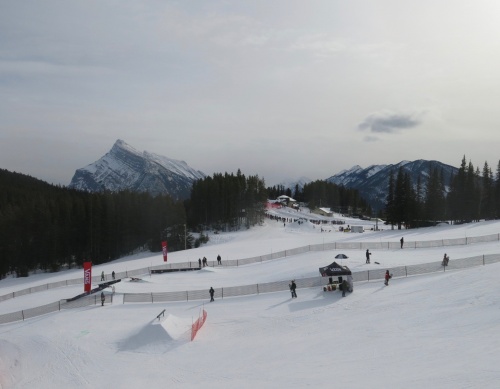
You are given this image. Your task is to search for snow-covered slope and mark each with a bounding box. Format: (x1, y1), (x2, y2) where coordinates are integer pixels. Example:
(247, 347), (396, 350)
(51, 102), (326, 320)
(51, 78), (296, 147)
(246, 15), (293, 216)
(68, 140), (205, 199)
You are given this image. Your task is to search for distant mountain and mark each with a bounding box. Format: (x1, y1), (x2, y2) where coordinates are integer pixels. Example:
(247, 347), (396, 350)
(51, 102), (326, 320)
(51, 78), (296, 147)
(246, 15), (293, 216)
(326, 160), (458, 212)
(69, 140), (205, 199)
(278, 176), (312, 191)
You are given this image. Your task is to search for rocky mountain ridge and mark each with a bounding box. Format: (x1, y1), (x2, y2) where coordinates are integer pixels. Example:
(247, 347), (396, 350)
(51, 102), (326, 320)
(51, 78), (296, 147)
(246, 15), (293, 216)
(326, 159), (458, 212)
(68, 140), (205, 199)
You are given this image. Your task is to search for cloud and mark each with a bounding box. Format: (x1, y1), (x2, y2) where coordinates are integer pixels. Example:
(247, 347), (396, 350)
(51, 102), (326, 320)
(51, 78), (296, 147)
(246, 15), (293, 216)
(358, 111), (422, 134)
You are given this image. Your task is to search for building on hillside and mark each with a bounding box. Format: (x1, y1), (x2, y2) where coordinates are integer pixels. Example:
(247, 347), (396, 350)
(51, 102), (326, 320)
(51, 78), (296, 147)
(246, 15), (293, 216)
(315, 208), (333, 217)
(276, 195), (298, 208)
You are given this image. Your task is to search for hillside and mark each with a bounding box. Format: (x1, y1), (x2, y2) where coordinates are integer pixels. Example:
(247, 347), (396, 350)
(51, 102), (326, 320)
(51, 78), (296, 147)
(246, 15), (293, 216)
(1, 207), (500, 388)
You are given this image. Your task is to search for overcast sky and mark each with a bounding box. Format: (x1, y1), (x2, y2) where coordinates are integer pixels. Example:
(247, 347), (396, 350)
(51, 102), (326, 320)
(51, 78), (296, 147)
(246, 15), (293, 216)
(1, 0), (500, 187)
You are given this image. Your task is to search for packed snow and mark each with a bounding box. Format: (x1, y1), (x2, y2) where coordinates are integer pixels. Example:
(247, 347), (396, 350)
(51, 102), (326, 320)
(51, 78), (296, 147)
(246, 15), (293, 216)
(1, 207), (500, 388)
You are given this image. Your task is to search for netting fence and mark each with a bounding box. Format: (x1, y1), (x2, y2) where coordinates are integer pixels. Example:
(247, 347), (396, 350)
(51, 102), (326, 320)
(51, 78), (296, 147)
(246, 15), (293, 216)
(1, 233), (500, 324)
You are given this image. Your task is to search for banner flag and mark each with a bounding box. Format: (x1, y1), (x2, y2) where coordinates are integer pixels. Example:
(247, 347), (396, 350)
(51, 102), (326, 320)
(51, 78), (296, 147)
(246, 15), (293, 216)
(162, 241), (168, 262)
(83, 261), (92, 293)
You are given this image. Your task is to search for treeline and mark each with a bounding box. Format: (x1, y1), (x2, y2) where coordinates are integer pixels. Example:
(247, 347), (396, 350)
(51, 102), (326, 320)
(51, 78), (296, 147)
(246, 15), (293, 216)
(267, 181), (371, 216)
(385, 157), (500, 229)
(186, 170), (267, 230)
(0, 169), (185, 278)
(0, 168), (269, 278)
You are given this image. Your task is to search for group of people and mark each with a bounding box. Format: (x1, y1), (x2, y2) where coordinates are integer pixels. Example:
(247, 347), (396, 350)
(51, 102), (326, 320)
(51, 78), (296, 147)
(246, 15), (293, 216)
(100, 270), (116, 281)
(198, 255), (222, 268)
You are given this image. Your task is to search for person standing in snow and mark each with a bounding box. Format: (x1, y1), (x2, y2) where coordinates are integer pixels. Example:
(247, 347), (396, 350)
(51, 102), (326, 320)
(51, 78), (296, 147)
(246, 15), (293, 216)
(442, 253), (449, 266)
(101, 291), (105, 306)
(289, 280), (297, 298)
(112, 271), (115, 280)
(341, 279), (348, 297)
(365, 249), (372, 264)
(101, 271), (105, 281)
(400, 237), (404, 249)
(209, 287), (215, 302)
(217, 254), (222, 265)
(384, 270), (392, 286)
(198, 258), (202, 268)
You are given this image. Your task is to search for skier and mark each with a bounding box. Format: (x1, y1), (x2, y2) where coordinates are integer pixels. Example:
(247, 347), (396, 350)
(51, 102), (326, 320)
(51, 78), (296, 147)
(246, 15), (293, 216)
(100, 291), (105, 306)
(209, 287), (215, 302)
(384, 270), (392, 286)
(365, 249), (372, 264)
(289, 280), (297, 298)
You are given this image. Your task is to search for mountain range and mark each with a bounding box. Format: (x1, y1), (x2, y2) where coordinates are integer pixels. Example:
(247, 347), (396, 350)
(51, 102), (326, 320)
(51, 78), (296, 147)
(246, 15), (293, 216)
(326, 160), (458, 211)
(68, 140), (205, 200)
(68, 140), (458, 210)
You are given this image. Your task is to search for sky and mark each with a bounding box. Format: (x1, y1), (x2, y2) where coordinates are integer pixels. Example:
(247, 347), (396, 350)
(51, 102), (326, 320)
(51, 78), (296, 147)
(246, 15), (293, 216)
(1, 0), (500, 187)
(2, 206), (500, 388)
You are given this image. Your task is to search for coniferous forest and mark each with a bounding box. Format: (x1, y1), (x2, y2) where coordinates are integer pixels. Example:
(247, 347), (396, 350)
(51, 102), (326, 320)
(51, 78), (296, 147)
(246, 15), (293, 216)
(384, 157), (500, 229)
(0, 169), (185, 278)
(2, 155), (500, 278)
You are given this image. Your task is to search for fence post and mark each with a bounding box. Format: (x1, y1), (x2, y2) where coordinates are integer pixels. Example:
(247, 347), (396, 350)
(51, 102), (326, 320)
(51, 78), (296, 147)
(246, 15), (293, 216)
(59, 301), (61, 311)
(22, 310), (25, 321)
(257, 284), (259, 294)
(151, 293), (154, 303)
(405, 267), (407, 277)
(222, 288), (224, 299)
(186, 291), (189, 302)
(483, 255), (485, 265)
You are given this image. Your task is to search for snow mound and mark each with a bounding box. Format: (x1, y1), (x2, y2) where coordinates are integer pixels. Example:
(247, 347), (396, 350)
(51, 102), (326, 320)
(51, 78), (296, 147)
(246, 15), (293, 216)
(199, 267), (218, 273)
(161, 314), (193, 339)
(117, 314), (191, 353)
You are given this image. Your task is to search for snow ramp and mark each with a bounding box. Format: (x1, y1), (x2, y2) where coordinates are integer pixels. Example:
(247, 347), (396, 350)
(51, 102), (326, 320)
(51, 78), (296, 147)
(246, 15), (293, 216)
(117, 314), (192, 353)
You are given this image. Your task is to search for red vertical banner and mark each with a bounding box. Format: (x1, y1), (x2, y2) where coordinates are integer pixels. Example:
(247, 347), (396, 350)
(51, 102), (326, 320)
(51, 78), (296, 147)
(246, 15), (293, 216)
(162, 241), (168, 262)
(83, 261), (92, 293)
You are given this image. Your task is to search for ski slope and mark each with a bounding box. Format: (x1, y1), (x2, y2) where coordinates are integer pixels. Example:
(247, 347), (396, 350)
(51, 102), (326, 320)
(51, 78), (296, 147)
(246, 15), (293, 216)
(1, 208), (500, 388)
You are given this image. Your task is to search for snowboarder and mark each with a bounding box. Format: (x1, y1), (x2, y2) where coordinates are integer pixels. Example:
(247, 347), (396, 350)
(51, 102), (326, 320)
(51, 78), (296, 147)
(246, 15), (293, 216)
(101, 271), (105, 281)
(341, 279), (348, 297)
(209, 287), (215, 302)
(100, 291), (105, 306)
(217, 254), (222, 265)
(112, 271), (115, 280)
(203, 257), (207, 267)
(400, 237), (404, 249)
(289, 280), (297, 298)
(365, 249), (372, 264)
(384, 270), (392, 286)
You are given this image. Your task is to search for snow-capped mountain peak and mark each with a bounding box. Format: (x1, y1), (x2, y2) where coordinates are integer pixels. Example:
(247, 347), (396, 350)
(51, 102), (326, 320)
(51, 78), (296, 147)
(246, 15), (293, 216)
(68, 140), (205, 199)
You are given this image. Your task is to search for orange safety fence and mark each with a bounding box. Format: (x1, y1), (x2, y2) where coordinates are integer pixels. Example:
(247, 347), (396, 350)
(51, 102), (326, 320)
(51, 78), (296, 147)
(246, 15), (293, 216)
(191, 309), (207, 341)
